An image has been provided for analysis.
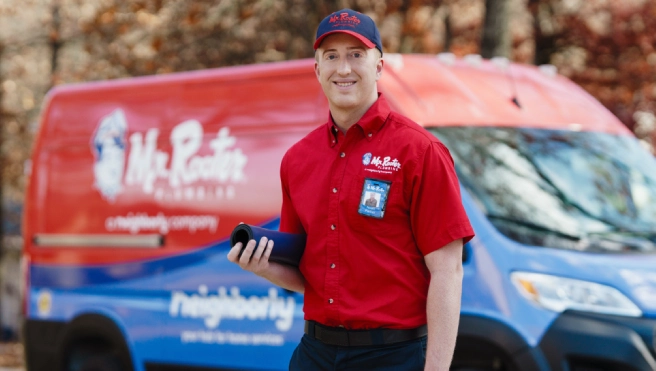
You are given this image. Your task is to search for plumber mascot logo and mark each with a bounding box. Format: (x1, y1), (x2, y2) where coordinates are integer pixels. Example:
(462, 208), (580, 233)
(91, 109), (128, 202)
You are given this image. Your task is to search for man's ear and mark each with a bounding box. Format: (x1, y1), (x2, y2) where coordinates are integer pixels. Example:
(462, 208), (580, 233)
(376, 57), (385, 81)
(314, 61), (321, 81)
(375, 58), (384, 80)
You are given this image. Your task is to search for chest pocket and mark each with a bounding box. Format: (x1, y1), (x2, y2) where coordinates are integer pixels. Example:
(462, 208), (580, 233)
(347, 175), (408, 234)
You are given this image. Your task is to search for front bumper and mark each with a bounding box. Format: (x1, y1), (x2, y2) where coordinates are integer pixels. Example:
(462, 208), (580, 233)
(538, 311), (656, 371)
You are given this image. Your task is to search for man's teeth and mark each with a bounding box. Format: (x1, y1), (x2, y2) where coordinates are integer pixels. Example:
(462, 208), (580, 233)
(336, 82), (355, 87)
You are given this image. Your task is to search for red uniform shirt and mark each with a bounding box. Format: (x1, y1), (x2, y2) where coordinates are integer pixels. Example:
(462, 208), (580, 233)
(280, 94), (474, 330)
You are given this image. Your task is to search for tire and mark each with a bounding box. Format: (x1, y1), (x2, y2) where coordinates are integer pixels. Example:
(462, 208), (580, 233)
(451, 337), (518, 371)
(65, 344), (124, 371)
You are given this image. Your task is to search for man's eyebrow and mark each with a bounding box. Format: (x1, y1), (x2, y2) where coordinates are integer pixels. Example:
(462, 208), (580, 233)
(321, 46), (367, 54)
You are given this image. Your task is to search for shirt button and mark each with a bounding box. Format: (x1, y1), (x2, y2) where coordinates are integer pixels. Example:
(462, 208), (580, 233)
(331, 224), (336, 230)
(330, 263), (336, 269)
(332, 188), (337, 193)
(340, 152), (345, 158)
(368, 133), (372, 138)
(329, 298), (334, 304)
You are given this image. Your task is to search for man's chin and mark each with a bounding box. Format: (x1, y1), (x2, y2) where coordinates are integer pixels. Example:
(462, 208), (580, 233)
(328, 97), (360, 111)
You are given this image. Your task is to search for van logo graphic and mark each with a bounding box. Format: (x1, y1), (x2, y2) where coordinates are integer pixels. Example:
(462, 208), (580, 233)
(362, 153), (372, 165)
(91, 109), (248, 203)
(169, 285), (295, 332)
(329, 12), (361, 27)
(91, 109), (127, 202)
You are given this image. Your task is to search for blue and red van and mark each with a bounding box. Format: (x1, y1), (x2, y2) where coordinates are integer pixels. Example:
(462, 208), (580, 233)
(23, 54), (656, 371)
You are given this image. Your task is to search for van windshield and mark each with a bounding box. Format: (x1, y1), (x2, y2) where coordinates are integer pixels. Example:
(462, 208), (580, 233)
(430, 127), (656, 253)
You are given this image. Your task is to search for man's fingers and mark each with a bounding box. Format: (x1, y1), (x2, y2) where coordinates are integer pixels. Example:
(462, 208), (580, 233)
(263, 239), (274, 261)
(227, 242), (242, 263)
(252, 237), (269, 262)
(229, 236), (274, 274)
(238, 240), (257, 265)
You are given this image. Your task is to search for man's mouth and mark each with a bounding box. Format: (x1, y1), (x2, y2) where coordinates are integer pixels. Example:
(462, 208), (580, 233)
(335, 82), (355, 87)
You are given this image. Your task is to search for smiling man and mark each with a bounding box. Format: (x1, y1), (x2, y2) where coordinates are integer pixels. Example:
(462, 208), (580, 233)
(228, 8), (474, 370)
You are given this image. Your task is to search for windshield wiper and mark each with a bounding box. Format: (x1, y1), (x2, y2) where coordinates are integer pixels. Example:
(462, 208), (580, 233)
(486, 214), (581, 241)
(488, 214), (655, 253)
(584, 231), (656, 252)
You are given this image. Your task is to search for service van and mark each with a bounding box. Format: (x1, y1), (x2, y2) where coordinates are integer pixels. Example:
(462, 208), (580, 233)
(23, 54), (656, 371)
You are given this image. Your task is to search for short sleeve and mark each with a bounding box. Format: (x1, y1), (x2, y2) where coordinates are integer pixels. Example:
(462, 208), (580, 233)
(279, 152), (305, 234)
(410, 141), (474, 255)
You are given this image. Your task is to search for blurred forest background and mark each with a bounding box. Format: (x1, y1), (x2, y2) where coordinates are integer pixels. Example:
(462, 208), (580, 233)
(0, 0), (655, 340)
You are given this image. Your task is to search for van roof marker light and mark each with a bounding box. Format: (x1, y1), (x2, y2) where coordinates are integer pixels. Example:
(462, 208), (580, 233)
(384, 53), (404, 72)
(491, 56), (510, 70)
(569, 123), (583, 131)
(464, 54), (483, 67)
(436, 52), (456, 66)
(539, 64), (558, 78)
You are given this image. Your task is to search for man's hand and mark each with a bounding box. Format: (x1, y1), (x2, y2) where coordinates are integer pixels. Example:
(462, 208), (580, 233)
(227, 229), (306, 293)
(227, 237), (274, 277)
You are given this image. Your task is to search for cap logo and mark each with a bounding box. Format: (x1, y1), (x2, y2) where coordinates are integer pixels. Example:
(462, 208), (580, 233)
(329, 12), (361, 28)
(315, 8), (382, 55)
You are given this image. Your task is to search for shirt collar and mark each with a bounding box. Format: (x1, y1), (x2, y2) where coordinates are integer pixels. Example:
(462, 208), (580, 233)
(326, 93), (391, 147)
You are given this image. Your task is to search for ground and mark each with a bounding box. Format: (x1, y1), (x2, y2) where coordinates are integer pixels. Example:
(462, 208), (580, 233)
(0, 343), (23, 371)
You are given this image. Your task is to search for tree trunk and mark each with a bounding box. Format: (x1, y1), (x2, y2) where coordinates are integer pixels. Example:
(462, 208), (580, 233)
(0, 42), (4, 253)
(530, 0), (558, 66)
(0, 42), (5, 324)
(50, 0), (61, 88)
(444, 11), (452, 52)
(480, 0), (511, 58)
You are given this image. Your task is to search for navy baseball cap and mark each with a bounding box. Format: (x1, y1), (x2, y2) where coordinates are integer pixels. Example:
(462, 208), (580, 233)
(314, 9), (383, 56)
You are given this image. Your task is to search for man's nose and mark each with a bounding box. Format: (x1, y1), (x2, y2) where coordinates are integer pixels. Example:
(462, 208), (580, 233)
(337, 58), (351, 75)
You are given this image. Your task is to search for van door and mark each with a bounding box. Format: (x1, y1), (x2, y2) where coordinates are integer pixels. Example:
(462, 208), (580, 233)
(156, 71), (324, 370)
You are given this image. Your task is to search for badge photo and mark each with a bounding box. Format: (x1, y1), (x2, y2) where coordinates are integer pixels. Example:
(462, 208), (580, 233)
(358, 178), (391, 219)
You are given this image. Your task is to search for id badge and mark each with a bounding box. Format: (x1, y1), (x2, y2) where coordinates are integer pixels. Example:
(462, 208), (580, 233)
(358, 178), (391, 219)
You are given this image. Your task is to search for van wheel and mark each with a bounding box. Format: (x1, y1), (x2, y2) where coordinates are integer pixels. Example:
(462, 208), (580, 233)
(451, 337), (518, 371)
(451, 354), (515, 371)
(65, 344), (124, 371)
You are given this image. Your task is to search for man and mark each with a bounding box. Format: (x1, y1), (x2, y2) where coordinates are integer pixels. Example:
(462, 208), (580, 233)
(228, 8), (474, 370)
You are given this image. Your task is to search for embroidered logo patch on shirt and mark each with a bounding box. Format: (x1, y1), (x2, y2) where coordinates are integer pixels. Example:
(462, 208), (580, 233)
(363, 154), (402, 174)
(358, 178), (391, 219)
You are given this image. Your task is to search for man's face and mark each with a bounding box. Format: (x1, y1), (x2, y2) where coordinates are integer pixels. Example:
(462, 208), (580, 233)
(314, 33), (383, 112)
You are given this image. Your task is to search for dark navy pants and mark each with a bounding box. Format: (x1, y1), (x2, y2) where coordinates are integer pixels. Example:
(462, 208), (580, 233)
(289, 334), (427, 371)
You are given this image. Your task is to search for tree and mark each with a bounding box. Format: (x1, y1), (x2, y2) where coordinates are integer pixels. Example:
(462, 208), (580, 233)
(481, 0), (511, 58)
(0, 41), (4, 252)
(529, 0), (656, 151)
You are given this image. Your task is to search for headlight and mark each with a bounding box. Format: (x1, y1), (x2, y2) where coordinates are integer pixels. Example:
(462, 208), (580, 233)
(511, 271), (642, 317)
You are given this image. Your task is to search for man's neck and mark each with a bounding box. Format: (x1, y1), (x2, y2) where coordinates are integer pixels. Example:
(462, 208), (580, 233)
(330, 96), (378, 134)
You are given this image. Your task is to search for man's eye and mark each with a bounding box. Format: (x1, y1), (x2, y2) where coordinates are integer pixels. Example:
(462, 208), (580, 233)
(327, 55), (337, 60)
(353, 52), (362, 58)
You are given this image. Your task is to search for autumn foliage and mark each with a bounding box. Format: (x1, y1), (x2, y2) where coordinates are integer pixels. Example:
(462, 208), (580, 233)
(530, 0), (656, 146)
(1, 0), (655, 227)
